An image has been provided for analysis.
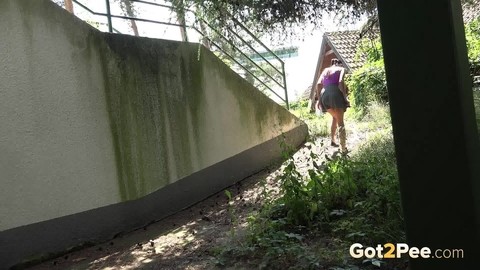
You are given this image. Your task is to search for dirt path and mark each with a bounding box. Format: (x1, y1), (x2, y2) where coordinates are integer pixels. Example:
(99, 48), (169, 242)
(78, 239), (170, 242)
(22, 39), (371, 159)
(26, 132), (364, 270)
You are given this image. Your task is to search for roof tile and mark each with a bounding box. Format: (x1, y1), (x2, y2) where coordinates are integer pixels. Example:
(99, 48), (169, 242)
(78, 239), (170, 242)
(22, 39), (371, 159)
(325, 29), (379, 72)
(463, 0), (480, 24)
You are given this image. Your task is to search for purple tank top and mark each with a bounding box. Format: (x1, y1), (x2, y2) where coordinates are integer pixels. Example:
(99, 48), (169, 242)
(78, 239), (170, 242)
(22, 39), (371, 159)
(322, 70), (341, 86)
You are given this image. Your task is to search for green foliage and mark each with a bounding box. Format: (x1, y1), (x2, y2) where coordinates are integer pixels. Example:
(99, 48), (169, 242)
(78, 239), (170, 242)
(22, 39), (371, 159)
(278, 158), (316, 225)
(466, 17), (480, 78)
(464, 16), (480, 132)
(215, 104), (404, 269)
(224, 189), (239, 237)
(191, 0), (376, 38)
(348, 17), (480, 116)
(333, 133), (404, 244)
(242, 217), (321, 269)
(357, 37), (383, 63)
(346, 38), (387, 116)
(272, 145), (355, 227)
(289, 99), (329, 139)
(313, 155), (356, 211)
(466, 18), (480, 63)
(352, 101), (392, 132)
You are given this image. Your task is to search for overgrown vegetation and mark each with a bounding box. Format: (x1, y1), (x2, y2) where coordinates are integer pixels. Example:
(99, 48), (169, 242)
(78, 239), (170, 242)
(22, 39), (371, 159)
(347, 15), (480, 118)
(464, 15), (480, 134)
(466, 16), (480, 68)
(345, 38), (387, 117)
(289, 100), (329, 138)
(210, 16), (417, 265)
(214, 100), (405, 269)
(212, 15), (480, 268)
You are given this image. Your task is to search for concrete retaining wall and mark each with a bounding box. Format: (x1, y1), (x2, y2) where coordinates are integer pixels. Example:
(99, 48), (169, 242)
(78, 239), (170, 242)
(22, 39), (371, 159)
(0, 0), (307, 268)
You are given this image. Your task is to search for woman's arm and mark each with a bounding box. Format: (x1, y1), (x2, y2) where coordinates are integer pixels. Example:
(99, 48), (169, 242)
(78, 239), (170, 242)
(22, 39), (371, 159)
(316, 83), (323, 111)
(338, 68), (349, 102)
(319, 67), (329, 84)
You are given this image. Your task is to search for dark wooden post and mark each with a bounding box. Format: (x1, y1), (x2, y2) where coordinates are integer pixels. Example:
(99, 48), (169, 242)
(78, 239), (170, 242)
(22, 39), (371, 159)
(377, 0), (480, 269)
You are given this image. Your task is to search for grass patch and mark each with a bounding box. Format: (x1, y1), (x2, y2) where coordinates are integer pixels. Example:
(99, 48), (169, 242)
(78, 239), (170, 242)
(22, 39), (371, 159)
(346, 102), (392, 134)
(290, 99), (329, 139)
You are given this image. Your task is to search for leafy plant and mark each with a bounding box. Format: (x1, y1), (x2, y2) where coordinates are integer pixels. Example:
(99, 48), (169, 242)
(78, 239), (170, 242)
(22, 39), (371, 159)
(465, 17), (480, 133)
(466, 17), (480, 66)
(224, 189), (238, 237)
(346, 38), (388, 116)
(214, 66), (404, 270)
(334, 133), (404, 245)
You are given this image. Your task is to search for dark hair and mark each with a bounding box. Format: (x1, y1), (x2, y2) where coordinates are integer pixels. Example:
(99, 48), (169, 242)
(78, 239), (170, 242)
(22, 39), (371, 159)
(331, 58), (341, 65)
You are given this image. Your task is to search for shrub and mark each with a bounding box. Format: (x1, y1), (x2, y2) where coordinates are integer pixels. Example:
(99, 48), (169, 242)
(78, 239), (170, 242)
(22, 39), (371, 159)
(216, 104), (404, 269)
(346, 38), (388, 115)
(466, 17), (480, 66)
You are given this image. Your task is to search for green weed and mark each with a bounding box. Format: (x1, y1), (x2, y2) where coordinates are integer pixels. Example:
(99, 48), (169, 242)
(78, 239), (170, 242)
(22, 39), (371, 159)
(290, 100), (329, 139)
(214, 103), (404, 269)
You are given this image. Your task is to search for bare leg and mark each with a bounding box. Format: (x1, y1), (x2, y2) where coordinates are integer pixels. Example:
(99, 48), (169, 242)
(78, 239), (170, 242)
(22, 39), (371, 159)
(327, 109), (338, 146)
(334, 108), (344, 127)
(334, 109), (347, 152)
(331, 116), (337, 144)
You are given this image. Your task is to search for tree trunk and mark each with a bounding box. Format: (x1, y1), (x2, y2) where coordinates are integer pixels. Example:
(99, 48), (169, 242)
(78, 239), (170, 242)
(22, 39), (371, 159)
(172, 0), (188, 42)
(116, 0), (139, 36)
(179, 20), (188, 42)
(129, 20), (139, 36)
(123, 1), (139, 36)
(199, 19), (211, 49)
(64, 0), (74, 14)
(194, 3), (210, 49)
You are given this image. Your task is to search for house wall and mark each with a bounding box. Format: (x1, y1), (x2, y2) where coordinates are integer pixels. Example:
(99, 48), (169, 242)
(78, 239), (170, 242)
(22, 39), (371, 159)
(0, 0), (307, 267)
(311, 43), (350, 107)
(312, 44), (337, 98)
(323, 52), (337, 73)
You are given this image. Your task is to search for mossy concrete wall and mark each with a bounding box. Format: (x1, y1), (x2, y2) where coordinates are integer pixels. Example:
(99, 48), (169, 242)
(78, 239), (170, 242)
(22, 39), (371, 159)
(0, 0), (121, 231)
(101, 35), (300, 202)
(0, 0), (307, 266)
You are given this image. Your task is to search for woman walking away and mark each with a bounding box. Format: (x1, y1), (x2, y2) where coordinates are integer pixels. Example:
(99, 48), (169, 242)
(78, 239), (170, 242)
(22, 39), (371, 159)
(316, 58), (350, 153)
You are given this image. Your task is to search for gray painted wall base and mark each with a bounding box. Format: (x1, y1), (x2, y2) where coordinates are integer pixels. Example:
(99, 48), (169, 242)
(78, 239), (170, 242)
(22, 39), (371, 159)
(0, 125), (307, 269)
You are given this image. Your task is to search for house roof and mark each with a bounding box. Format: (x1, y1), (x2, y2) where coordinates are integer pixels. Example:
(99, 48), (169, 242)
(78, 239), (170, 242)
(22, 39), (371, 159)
(323, 30), (379, 72)
(305, 29), (379, 100)
(463, 0), (480, 23)
(304, 2), (480, 102)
